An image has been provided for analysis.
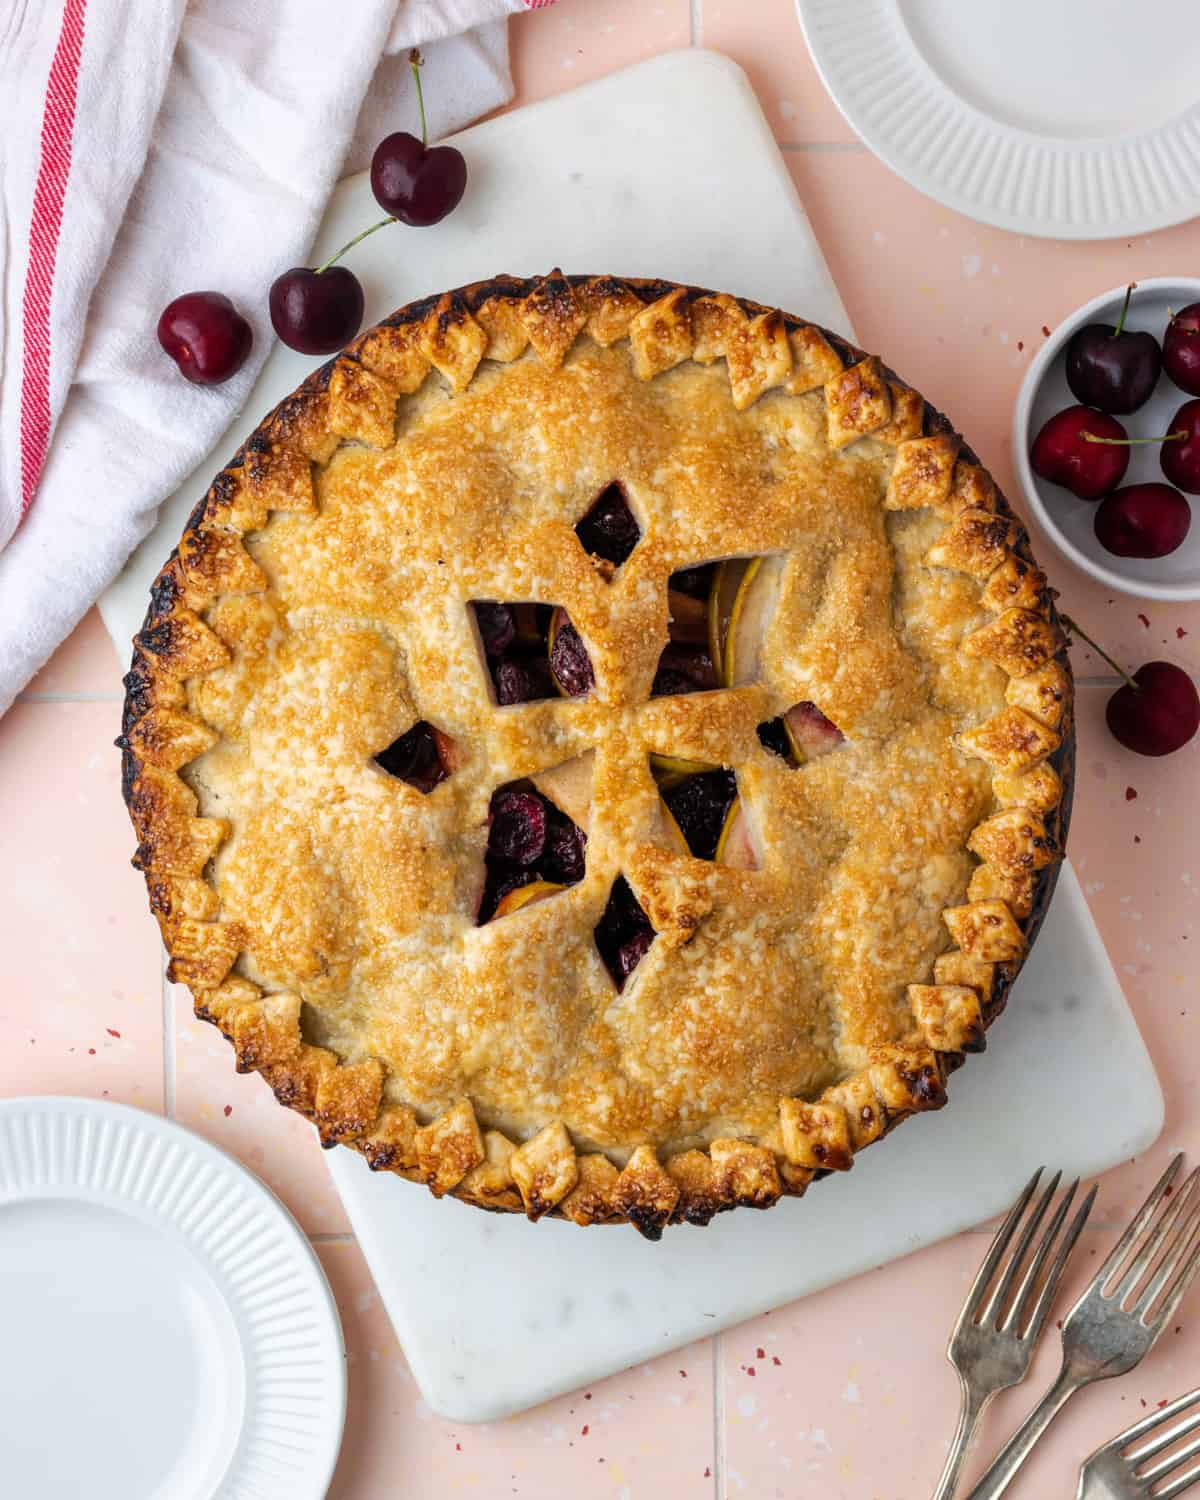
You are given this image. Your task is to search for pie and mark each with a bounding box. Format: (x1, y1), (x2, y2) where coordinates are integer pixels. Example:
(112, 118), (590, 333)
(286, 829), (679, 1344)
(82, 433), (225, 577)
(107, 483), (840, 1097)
(120, 273), (1072, 1237)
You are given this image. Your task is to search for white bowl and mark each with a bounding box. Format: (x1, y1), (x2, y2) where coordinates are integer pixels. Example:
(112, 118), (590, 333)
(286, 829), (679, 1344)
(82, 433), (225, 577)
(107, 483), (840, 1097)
(1013, 277), (1200, 601)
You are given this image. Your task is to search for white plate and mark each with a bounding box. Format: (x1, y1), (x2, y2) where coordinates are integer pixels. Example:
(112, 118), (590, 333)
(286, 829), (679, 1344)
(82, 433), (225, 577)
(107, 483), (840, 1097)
(1015, 277), (1200, 600)
(0, 1098), (345, 1500)
(795, 0), (1200, 239)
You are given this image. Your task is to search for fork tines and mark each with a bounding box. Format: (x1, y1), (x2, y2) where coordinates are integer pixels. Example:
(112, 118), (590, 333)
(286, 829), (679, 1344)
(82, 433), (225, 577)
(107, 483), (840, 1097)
(968, 1168), (1095, 1339)
(1086, 1385), (1200, 1500)
(1097, 1155), (1200, 1328)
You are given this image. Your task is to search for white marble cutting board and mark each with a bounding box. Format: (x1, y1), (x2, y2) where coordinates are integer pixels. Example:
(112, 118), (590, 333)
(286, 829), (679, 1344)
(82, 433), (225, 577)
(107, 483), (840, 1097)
(101, 50), (1164, 1424)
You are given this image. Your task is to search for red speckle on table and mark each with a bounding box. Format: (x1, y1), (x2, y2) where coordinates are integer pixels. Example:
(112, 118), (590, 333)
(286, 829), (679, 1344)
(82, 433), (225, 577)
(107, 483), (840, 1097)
(1042, 325), (1051, 337)
(224, 1105), (232, 1117)
(772, 1355), (782, 1366)
(584, 1392), (592, 1400)
(1138, 613), (1150, 628)
(106, 1028), (120, 1038)
(1159, 1399), (1169, 1408)
(1179, 627), (1189, 639)
(704, 1467), (712, 1478)
(88, 1048), (96, 1055)
(1134, 835), (1141, 843)
(756, 1346), (765, 1359)
(1126, 787), (1138, 801)
(455, 1443), (461, 1452)
(581, 1425), (589, 1436)
(679, 1369), (687, 1378)
(1056, 1319), (1063, 1330)
(1017, 340), (1024, 351)
(1141, 1399), (1149, 1408)
(747, 1366), (756, 1377)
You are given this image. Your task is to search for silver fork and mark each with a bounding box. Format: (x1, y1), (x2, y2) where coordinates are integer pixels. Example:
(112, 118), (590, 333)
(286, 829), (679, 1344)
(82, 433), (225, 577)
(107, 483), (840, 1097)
(965, 1154), (1200, 1500)
(1079, 1386), (1200, 1500)
(932, 1168), (1095, 1500)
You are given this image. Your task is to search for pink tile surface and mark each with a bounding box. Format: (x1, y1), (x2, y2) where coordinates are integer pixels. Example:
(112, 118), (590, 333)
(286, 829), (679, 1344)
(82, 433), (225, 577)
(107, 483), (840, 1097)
(0, 702), (162, 1111)
(700, 0), (856, 143)
(2, 5), (1199, 1497)
(509, 0), (690, 106)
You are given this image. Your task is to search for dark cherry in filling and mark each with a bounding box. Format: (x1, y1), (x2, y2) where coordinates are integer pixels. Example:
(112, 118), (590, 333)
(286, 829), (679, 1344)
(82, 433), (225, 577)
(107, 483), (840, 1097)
(652, 643), (718, 697)
(472, 600), (594, 704)
(575, 483), (641, 567)
(669, 563), (716, 600)
(757, 717), (793, 762)
(662, 769), (737, 860)
(477, 783), (587, 924)
(593, 875), (656, 989)
(651, 563), (720, 697)
(374, 721), (452, 793)
(549, 619), (595, 697)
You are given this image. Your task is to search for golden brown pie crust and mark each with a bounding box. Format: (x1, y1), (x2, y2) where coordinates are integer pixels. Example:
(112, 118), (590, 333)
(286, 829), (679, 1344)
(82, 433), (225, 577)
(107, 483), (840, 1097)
(119, 273), (1073, 1237)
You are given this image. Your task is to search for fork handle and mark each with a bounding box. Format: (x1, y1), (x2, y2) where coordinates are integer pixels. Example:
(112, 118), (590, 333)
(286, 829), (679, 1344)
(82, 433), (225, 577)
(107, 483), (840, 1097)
(932, 1380), (990, 1500)
(962, 1366), (1085, 1500)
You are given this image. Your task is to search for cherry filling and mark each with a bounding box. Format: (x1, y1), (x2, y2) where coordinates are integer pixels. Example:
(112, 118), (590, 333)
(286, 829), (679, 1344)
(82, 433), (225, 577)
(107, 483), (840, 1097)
(575, 483), (641, 568)
(652, 563), (721, 697)
(472, 601), (595, 704)
(374, 720), (455, 793)
(757, 702), (844, 766)
(477, 783), (587, 924)
(548, 612), (596, 697)
(593, 875), (656, 990)
(661, 769), (737, 861)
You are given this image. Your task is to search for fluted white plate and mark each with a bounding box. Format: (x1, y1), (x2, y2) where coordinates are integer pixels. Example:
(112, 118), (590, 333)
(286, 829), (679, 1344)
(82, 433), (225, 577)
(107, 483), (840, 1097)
(0, 1098), (345, 1500)
(796, 0), (1200, 239)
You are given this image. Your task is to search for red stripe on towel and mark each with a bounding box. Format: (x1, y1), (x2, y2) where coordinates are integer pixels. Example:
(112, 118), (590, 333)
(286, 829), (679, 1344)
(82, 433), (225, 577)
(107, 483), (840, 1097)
(19, 0), (89, 516)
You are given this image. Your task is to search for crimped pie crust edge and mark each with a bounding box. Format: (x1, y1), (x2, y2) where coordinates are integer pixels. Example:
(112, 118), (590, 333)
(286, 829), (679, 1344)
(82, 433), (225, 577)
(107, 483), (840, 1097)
(119, 272), (1074, 1238)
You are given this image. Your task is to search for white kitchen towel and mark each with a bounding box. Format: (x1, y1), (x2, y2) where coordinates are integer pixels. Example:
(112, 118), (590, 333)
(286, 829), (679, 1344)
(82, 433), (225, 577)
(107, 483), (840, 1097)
(0, 0), (544, 714)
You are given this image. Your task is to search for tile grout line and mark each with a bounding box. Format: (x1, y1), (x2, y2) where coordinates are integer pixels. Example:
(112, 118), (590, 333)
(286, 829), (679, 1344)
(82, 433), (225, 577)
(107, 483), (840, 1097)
(712, 1328), (725, 1500)
(777, 140), (868, 153)
(16, 690), (124, 703)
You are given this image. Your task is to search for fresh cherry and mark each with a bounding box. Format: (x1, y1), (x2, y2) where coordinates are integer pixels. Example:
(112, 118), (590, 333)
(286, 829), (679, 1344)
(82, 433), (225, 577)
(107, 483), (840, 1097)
(1107, 662), (1199, 757)
(1093, 483), (1191, 558)
(157, 292), (252, 385)
(1160, 400), (1200, 495)
(1065, 617), (1199, 758)
(269, 265), (364, 356)
(1163, 303), (1200, 396)
(1031, 405), (1129, 499)
(371, 132), (467, 227)
(1064, 285), (1161, 414)
(370, 51), (466, 227)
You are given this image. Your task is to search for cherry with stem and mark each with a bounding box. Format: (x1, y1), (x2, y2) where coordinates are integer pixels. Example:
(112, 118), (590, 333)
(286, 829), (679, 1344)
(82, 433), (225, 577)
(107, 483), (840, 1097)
(1061, 614), (1199, 757)
(269, 50), (467, 356)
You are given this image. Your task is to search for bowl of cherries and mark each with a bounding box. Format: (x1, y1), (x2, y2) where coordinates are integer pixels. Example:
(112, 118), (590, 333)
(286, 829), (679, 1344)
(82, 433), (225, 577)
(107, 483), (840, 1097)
(1015, 278), (1200, 601)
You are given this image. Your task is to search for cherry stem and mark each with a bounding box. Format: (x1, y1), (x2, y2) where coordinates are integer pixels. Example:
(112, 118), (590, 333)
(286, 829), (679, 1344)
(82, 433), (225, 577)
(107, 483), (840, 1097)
(1111, 282), (1134, 339)
(1082, 430), (1185, 446)
(410, 48), (428, 147)
(314, 216), (394, 275)
(1059, 614), (1139, 691)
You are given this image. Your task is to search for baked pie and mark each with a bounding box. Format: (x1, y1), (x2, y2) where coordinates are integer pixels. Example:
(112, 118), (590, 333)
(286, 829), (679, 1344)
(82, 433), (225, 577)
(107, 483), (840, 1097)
(120, 273), (1073, 1237)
